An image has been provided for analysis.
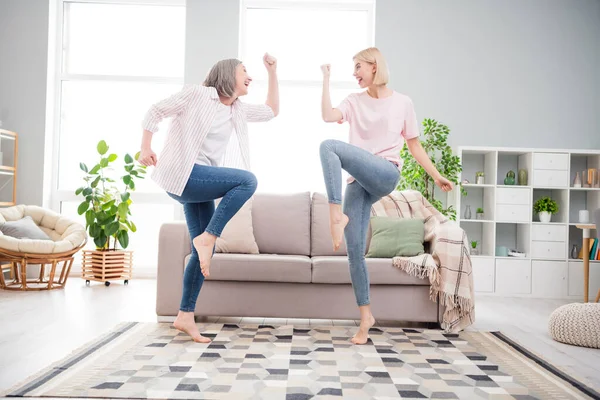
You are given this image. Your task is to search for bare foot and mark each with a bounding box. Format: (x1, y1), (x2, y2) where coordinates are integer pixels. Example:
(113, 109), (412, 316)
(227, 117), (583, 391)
(351, 315), (375, 345)
(192, 233), (216, 278)
(330, 213), (349, 251)
(173, 311), (212, 343)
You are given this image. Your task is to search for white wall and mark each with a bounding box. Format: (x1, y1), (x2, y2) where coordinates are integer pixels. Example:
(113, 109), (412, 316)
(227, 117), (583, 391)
(376, 0), (600, 149)
(0, 0), (599, 208)
(185, 0), (239, 84)
(0, 0), (50, 206)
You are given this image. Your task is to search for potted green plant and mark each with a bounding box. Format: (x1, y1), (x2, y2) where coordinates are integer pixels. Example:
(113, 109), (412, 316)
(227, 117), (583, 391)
(533, 196), (558, 223)
(476, 207), (484, 220)
(399, 119), (465, 220)
(75, 140), (146, 284)
(475, 171), (485, 185)
(470, 240), (479, 255)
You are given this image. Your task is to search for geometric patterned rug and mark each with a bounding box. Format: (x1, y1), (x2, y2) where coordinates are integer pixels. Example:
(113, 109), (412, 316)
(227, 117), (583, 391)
(4, 322), (599, 399)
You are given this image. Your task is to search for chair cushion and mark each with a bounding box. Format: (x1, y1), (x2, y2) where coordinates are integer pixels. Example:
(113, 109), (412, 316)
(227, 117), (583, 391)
(183, 253), (312, 283)
(0, 205), (86, 254)
(311, 256), (429, 285)
(549, 303), (600, 349)
(0, 216), (52, 240)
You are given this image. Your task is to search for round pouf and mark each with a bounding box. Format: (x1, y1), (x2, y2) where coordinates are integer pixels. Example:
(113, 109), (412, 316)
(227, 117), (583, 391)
(548, 303), (600, 349)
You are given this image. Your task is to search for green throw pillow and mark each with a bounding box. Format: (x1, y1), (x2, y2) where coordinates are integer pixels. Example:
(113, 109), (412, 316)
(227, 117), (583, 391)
(366, 217), (425, 258)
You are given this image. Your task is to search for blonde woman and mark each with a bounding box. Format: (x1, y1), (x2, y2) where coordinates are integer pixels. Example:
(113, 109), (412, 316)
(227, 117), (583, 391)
(319, 47), (452, 344)
(139, 54), (279, 343)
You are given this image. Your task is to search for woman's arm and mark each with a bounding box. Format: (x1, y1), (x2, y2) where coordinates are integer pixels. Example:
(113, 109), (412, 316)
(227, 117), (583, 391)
(139, 130), (157, 166)
(321, 64), (343, 123)
(138, 85), (196, 166)
(406, 137), (453, 191)
(264, 53), (279, 116)
(142, 85), (197, 134)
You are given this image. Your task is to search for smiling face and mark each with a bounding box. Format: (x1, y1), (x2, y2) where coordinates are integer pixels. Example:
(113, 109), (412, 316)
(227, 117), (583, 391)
(352, 47), (389, 88)
(234, 64), (252, 97)
(353, 59), (377, 88)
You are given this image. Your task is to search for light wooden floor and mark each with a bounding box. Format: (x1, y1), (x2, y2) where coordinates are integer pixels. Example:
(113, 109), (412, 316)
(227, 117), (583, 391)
(1, 279), (599, 397)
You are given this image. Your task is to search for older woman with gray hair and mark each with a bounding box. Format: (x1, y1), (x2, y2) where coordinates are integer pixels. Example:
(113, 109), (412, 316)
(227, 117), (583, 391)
(139, 53), (279, 343)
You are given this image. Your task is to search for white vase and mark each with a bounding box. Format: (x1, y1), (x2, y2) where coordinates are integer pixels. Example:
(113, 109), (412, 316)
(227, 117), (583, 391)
(579, 210), (590, 223)
(539, 211), (551, 223)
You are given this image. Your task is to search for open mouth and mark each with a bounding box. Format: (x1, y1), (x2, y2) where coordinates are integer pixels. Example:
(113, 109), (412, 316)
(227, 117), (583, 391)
(357, 77), (363, 84)
(244, 81), (250, 87)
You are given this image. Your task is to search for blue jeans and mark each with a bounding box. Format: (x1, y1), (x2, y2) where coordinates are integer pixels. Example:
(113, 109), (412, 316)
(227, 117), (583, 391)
(319, 139), (400, 306)
(168, 164), (258, 312)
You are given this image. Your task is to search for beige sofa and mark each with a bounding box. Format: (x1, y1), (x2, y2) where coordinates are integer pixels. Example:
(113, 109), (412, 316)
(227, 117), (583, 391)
(157, 192), (441, 325)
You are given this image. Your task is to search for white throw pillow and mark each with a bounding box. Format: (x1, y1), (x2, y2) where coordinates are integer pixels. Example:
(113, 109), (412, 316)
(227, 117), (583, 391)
(215, 197), (259, 254)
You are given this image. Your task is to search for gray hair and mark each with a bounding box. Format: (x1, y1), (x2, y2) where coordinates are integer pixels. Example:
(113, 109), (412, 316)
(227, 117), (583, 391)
(203, 58), (242, 98)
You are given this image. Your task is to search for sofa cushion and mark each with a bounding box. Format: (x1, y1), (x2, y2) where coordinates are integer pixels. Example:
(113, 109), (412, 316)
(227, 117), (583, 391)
(252, 192), (311, 256)
(311, 256), (428, 285)
(215, 198), (259, 254)
(310, 192), (348, 256)
(183, 253), (312, 283)
(366, 217), (425, 258)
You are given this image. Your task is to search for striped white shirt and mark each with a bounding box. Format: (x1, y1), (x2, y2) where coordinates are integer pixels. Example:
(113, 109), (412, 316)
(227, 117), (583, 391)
(142, 85), (274, 196)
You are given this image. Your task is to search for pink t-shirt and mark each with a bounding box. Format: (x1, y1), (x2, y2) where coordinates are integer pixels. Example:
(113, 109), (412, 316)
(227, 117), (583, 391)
(336, 90), (420, 171)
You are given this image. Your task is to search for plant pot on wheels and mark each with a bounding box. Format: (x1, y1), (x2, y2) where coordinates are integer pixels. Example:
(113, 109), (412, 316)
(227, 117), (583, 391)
(82, 249), (133, 286)
(76, 140), (146, 287)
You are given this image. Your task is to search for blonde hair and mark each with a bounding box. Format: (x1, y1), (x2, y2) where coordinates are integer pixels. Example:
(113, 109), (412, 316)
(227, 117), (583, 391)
(353, 47), (389, 85)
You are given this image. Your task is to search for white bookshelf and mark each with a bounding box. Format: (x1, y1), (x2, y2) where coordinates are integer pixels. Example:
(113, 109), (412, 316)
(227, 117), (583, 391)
(454, 146), (600, 299)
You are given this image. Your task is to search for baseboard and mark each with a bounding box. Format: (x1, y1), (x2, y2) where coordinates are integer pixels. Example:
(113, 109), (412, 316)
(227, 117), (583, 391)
(68, 264), (157, 279)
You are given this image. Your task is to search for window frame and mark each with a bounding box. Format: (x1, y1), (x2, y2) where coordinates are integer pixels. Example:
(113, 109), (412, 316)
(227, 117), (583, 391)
(49, 0), (185, 213)
(48, 0), (187, 269)
(239, 0), (375, 90)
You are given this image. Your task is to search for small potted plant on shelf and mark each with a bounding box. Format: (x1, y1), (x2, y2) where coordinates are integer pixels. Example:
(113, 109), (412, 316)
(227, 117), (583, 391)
(476, 207), (484, 220)
(75, 140), (147, 286)
(475, 171), (485, 185)
(533, 196), (558, 223)
(470, 240), (479, 255)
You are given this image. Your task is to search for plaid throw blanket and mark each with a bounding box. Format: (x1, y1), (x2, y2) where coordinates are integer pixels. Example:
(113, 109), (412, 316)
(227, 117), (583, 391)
(371, 190), (475, 332)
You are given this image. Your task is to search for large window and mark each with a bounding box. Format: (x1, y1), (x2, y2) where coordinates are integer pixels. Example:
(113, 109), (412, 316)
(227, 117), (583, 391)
(240, 0), (375, 193)
(50, 0), (186, 270)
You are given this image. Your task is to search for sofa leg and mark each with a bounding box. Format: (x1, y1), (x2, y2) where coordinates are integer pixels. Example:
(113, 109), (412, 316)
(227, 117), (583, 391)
(427, 322), (441, 330)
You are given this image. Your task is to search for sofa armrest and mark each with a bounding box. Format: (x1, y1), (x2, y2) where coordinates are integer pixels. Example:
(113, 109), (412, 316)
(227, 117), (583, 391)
(156, 221), (190, 317)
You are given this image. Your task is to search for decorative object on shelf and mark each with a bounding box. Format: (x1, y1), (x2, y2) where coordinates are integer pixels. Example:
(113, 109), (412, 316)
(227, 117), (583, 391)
(399, 118), (464, 220)
(570, 244), (579, 259)
(496, 246), (508, 257)
(518, 169), (528, 186)
(462, 179), (469, 184)
(504, 170), (516, 185)
(508, 250), (526, 258)
(573, 172), (582, 188)
(475, 171), (485, 185)
(533, 196), (559, 223)
(464, 205), (472, 220)
(579, 210), (590, 224)
(476, 208), (484, 220)
(470, 240), (479, 255)
(583, 169), (598, 188)
(75, 140), (146, 287)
